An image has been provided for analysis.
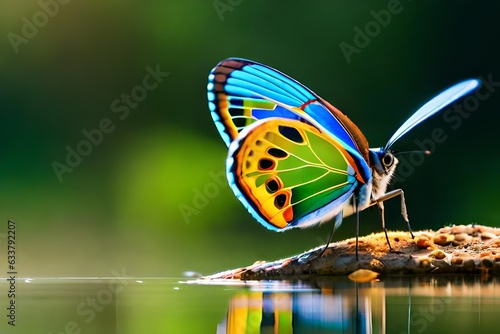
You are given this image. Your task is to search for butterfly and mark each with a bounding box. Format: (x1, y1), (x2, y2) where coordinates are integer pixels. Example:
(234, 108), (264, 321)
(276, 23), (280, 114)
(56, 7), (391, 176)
(207, 58), (480, 259)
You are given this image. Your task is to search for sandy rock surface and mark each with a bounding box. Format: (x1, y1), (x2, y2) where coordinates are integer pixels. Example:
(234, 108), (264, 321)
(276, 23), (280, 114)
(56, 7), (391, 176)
(203, 224), (500, 280)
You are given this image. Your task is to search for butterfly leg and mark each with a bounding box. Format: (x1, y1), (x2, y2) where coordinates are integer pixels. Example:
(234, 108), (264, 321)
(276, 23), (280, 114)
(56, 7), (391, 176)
(318, 211), (343, 257)
(355, 196), (360, 261)
(374, 188), (415, 238)
(400, 191), (414, 238)
(377, 201), (393, 251)
(298, 212), (343, 264)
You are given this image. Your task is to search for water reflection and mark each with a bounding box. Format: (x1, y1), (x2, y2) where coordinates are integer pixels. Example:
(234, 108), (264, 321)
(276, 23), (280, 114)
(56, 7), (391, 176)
(2, 275), (499, 333)
(216, 280), (385, 334)
(213, 276), (500, 334)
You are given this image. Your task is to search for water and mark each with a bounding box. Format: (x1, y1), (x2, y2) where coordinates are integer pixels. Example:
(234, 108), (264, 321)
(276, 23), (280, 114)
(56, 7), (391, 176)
(0, 275), (498, 333)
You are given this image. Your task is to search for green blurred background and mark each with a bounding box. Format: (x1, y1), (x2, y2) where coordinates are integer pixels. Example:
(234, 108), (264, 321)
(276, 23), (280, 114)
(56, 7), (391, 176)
(1, 0), (499, 278)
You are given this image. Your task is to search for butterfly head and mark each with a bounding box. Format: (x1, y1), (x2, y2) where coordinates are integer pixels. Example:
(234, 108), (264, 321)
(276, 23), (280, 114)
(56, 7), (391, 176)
(368, 148), (398, 198)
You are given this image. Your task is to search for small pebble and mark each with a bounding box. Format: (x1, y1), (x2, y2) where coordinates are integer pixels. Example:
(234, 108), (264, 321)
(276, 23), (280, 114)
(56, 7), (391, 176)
(464, 225), (475, 235)
(454, 232), (471, 242)
(252, 260), (266, 266)
(281, 258), (292, 267)
(433, 233), (454, 245)
(480, 232), (496, 240)
(418, 257), (432, 268)
(477, 226), (489, 233)
(463, 259), (476, 271)
(451, 225), (466, 234)
(481, 257), (494, 269)
(480, 251), (493, 258)
(419, 232), (434, 239)
(416, 236), (431, 248)
(436, 226), (451, 234)
(348, 269), (379, 283)
(451, 257), (463, 265)
(182, 271), (203, 278)
(431, 259), (451, 270)
(429, 249), (446, 259)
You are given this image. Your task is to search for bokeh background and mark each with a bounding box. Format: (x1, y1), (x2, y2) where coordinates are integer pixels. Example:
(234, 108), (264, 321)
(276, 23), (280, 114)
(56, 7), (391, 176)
(1, 0), (500, 279)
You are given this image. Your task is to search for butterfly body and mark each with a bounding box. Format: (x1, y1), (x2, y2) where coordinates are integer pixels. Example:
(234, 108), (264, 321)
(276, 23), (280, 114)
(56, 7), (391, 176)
(208, 58), (479, 249)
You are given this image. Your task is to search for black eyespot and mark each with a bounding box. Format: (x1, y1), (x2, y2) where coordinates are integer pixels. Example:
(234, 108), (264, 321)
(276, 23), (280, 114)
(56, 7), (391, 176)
(278, 125), (303, 143)
(267, 148), (288, 158)
(258, 158), (274, 170)
(274, 194), (287, 209)
(266, 179), (279, 193)
(255, 140), (262, 146)
(382, 153), (394, 167)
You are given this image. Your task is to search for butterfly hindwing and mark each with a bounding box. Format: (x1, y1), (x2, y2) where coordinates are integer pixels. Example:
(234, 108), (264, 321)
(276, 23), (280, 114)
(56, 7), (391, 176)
(207, 58), (370, 164)
(227, 118), (367, 231)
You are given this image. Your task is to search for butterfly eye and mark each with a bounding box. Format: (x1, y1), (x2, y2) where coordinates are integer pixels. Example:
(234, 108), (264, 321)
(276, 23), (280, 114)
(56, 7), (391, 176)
(382, 153), (394, 168)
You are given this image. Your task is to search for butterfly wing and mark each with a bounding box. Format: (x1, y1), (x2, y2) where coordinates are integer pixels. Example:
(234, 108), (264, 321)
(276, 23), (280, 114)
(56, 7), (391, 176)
(227, 118), (368, 231)
(207, 58), (370, 164)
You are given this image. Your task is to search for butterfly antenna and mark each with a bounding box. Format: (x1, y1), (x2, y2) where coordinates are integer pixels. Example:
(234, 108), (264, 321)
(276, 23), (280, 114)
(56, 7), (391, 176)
(393, 150), (431, 156)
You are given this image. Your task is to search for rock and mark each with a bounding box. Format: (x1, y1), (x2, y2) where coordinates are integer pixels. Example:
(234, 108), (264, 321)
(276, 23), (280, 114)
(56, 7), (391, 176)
(201, 224), (500, 280)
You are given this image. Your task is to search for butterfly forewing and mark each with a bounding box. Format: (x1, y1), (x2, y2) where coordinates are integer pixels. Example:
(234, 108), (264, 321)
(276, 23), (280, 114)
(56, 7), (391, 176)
(207, 58), (370, 165)
(227, 118), (365, 231)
